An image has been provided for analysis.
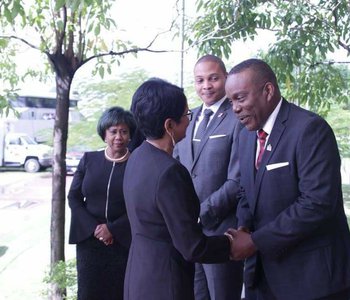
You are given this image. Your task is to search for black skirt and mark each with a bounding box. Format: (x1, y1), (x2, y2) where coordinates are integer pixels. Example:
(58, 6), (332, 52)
(76, 236), (129, 300)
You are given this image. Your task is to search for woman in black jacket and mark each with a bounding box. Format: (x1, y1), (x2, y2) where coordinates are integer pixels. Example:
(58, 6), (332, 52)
(123, 78), (233, 300)
(68, 106), (136, 300)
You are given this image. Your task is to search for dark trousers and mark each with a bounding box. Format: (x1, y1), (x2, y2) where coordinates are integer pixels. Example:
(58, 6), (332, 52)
(316, 288), (350, 300)
(246, 271), (350, 300)
(194, 261), (243, 300)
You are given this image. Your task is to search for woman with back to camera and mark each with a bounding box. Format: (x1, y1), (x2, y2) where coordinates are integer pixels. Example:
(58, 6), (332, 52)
(68, 106), (136, 300)
(123, 78), (234, 300)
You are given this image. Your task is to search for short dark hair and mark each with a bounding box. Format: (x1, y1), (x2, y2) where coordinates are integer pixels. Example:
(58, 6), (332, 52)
(195, 54), (227, 74)
(97, 106), (136, 141)
(131, 78), (187, 139)
(228, 58), (278, 86)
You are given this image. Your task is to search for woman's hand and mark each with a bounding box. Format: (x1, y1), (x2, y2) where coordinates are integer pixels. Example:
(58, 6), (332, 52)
(94, 224), (114, 245)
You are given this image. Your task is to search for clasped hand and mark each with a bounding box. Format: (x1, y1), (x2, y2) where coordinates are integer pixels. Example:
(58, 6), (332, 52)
(225, 227), (257, 260)
(94, 224), (114, 246)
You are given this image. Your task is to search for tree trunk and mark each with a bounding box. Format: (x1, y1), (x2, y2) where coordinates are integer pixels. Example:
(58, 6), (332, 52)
(50, 71), (71, 300)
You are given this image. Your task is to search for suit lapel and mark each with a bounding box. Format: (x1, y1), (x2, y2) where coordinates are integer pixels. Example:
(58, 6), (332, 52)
(192, 100), (229, 168)
(188, 107), (202, 162)
(252, 99), (290, 212)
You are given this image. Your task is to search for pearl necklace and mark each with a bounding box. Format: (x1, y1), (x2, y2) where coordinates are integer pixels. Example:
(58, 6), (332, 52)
(104, 147), (130, 163)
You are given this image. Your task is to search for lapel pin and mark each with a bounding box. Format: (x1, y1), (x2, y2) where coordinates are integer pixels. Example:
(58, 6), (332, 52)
(266, 144), (272, 151)
(218, 113), (223, 118)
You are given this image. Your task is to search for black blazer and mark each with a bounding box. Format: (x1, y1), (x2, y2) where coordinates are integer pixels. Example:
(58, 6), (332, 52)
(123, 141), (230, 300)
(238, 99), (350, 299)
(68, 151), (131, 248)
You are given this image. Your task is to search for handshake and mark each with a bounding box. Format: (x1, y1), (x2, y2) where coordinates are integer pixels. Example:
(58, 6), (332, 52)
(224, 227), (257, 261)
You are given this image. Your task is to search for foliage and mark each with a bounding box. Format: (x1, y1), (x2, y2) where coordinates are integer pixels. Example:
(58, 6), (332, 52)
(67, 70), (149, 149)
(343, 184), (350, 226)
(188, 0), (350, 114)
(0, 0), (132, 80)
(75, 69), (149, 118)
(0, 41), (19, 115)
(43, 259), (77, 300)
(326, 103), (350, 158)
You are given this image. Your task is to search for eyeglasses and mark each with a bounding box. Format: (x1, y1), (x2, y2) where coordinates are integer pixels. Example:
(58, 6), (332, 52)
(183, 110), (193, 121)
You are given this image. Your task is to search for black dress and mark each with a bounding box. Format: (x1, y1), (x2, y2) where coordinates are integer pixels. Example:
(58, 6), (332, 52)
(68, 150), (131, 300)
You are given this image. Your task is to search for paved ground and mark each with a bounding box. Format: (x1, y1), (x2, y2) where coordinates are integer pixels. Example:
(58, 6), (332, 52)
(0, 170), (75, 300)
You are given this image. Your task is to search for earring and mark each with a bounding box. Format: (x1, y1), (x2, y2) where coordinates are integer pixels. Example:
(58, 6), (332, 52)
(168, 131), (175, 147)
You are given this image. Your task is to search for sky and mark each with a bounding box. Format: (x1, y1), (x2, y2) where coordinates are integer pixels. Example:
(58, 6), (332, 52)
(13, 0), (193, 94)
(10, 0), (349, 97)
(12, 0), (272, 96)
(96, 0), (275, 85)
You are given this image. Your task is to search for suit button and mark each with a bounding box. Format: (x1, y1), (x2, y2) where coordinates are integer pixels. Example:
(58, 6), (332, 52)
(191, 174), (196, 178)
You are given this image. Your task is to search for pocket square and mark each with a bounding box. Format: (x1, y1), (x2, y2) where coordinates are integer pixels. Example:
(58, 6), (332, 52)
(209, 134), (226, 139)
(266, 162), (289, 171)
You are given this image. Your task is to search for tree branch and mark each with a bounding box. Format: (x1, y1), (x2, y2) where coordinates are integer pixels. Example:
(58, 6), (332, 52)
(66, 10), (75, 59)
(331, 2), (350, 54)
(338, 39), (350, 53)
(310, 60), (350, 68)
(77, 12), (84, 62)
(0, 35), (43, 52)
(49, 0), (59, 50)
(188, 21), (258, 50)
(81, 47), (177, 67)
(57, 6), (67, 53)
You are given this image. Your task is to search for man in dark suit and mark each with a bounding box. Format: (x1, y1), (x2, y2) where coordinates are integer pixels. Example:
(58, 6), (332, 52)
(174, 54), (243, 300)
(225, 58), (350, 300)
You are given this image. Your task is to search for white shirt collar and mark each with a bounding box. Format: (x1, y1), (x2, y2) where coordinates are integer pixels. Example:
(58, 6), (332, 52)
(260, 98), (282, 136)
(201, 96), (226, 116)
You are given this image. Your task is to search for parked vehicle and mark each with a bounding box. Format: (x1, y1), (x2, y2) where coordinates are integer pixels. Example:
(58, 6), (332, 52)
(1, 92), (82, 173)
(65, 146), (89, 175)
(0, 131), (53, 173)
(66, 151), (82, 175)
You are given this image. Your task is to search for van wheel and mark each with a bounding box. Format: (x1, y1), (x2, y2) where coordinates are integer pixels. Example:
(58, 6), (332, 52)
(24, 159), (40, 173)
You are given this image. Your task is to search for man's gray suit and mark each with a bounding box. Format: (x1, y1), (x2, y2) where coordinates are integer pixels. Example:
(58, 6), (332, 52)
(174, 99), (243, 300)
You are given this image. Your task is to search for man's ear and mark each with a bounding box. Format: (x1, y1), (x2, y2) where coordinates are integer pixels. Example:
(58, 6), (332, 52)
(264, 82), (275, 102)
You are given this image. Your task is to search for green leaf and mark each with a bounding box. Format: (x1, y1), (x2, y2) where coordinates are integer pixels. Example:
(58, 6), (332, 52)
(4, 7), (13, 22)
(0, 39), (9, 48)
(94, 24), (101, 36)
(98, 66), (104, 78)
(56, 20), (64, 31)
(54, 0), (66, 11)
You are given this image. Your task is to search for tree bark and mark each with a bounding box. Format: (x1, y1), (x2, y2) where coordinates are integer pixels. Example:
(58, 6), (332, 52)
(50, 53), (73, 299)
